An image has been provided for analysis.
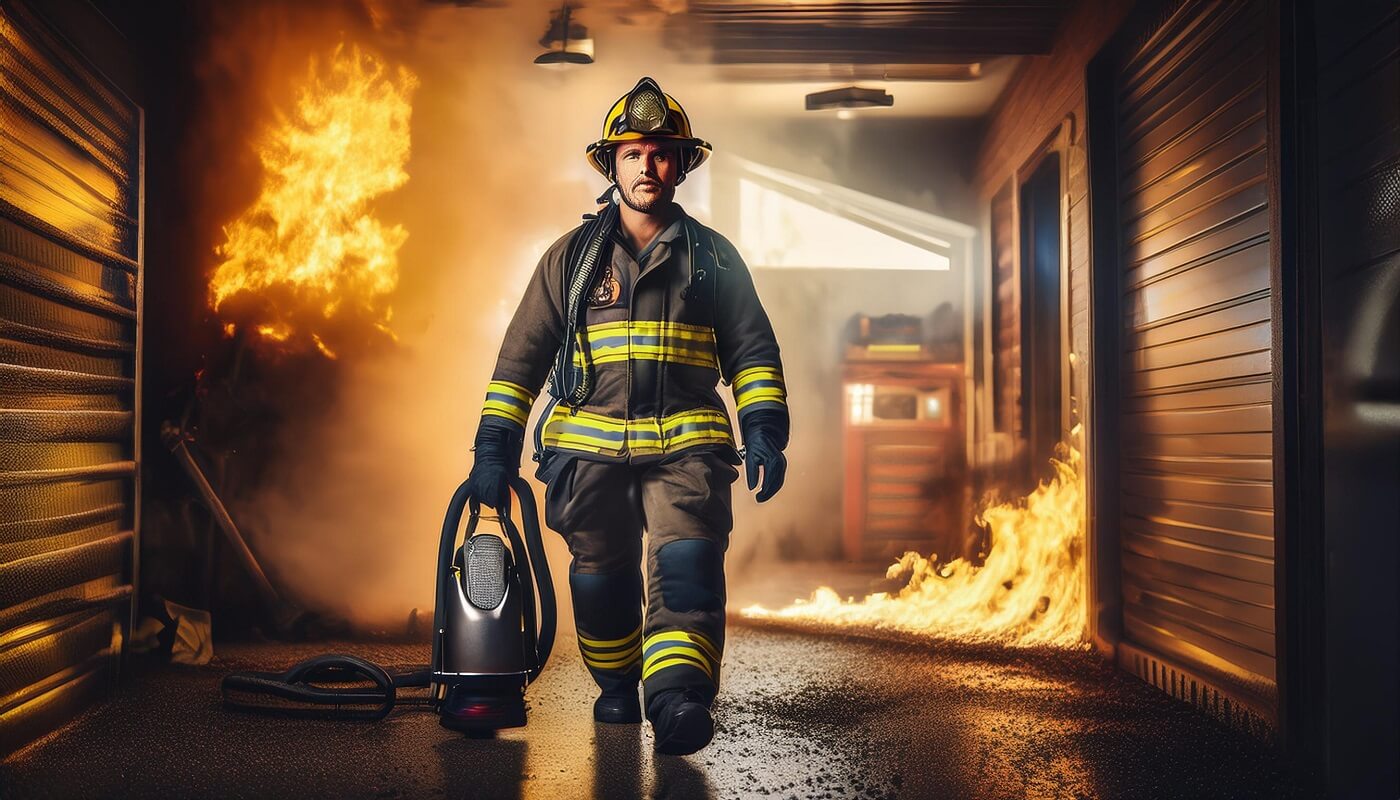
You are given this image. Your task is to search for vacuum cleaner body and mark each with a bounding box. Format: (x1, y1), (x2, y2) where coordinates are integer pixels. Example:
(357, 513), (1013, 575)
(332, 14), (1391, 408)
(442, 535), (529, 674)
(433, 477), (556, 733)
(220, 476), (555, 732)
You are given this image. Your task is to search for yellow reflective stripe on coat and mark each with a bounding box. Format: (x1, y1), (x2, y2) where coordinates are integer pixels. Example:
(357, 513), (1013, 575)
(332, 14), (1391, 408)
(573, 320), (719, 370)
(541, 406), (734, 457)
(732, 365), (787, 413)
(540, 407), (627, 452)
(481, 380), (537, 427)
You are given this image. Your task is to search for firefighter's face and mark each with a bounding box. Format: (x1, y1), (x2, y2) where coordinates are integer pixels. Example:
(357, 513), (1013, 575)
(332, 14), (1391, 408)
(614, 139), (680, 213)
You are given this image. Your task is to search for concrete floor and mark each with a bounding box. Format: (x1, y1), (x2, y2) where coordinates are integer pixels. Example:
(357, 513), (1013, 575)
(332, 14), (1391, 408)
(1, 623), (1309, 800)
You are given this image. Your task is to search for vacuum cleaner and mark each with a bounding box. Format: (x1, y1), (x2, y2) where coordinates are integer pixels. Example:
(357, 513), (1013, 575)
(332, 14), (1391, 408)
(221, 476), (556, 732)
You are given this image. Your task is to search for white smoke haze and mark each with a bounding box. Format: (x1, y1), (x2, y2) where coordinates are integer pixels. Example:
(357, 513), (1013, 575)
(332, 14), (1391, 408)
(197, 0), (998, 633)
(218, 0), (731, 632)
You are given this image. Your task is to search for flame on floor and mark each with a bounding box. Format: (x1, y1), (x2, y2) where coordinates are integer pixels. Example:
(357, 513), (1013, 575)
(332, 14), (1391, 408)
(209, 43), (417, 351)
(742, 445), (1087, 648)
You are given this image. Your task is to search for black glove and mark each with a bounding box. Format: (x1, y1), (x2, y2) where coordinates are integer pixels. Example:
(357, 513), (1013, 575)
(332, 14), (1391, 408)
(466, 417), (523, 510)
(740, 408), (789, 503)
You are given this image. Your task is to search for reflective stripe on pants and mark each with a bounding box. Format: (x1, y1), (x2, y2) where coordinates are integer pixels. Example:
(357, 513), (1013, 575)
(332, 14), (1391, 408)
(543, 449), (739, 706)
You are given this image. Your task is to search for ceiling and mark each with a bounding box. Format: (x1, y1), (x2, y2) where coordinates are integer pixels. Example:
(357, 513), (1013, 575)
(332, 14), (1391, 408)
(678, 55), (1023, 119)
(644, 0), (1068, 118)
(470, 0), (1068, 119)
(666, 0), (1071, 64)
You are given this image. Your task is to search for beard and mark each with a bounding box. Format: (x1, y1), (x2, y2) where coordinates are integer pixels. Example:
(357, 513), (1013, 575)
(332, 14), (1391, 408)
(618, 179), (674, 213)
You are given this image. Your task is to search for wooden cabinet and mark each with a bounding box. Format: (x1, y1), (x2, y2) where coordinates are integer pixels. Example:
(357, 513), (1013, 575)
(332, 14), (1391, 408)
(841, 357), (965, 562)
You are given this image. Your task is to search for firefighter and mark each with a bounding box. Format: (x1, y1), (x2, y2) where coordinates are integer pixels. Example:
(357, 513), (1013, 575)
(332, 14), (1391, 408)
(464, 77), (788, 755)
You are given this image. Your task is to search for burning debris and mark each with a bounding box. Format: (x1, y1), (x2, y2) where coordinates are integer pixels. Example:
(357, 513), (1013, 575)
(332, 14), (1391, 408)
(743, 441), (1087, 648)
(209, 42), (417, 355)
(151, 40), (423, 637)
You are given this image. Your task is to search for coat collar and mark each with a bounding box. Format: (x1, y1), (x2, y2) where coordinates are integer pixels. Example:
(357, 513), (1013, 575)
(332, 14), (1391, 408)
(612, 205), (689, 279)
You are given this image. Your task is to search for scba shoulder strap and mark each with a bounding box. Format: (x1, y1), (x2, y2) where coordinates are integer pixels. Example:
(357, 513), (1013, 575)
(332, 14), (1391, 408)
(680, 218), (725, 338)
(534, 201), (616, 467)
(549, 198), (619, 408)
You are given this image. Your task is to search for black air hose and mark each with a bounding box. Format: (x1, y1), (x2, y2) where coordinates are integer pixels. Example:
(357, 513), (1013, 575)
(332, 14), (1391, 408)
(552, 198), (619, 407)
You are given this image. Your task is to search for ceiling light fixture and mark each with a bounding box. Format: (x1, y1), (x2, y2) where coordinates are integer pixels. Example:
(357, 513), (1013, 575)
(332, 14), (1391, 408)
(534, 4), (594, 66)
(805, 86), (894, 112)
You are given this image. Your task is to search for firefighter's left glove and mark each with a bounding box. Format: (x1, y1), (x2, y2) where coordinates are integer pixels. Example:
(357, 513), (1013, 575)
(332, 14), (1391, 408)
(741, 409), (789, 503)
(466, 417), (524, 511)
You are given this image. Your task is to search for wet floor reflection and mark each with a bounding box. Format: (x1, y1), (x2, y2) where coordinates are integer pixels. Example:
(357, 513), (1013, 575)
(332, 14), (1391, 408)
(0, 631), (1304, 798)
(591, 721), (643, 797)
(652, 754), (714, 799)
(435, 732), (528, 800)
(589, 720), (714, 799)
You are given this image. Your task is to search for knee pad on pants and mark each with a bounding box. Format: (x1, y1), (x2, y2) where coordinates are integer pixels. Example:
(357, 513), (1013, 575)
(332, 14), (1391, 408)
(570, 567), (642, 633)
(655, 538), (724, 613)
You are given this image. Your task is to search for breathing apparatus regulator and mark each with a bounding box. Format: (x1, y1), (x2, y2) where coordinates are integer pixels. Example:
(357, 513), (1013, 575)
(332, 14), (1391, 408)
(219, 77), (712, 734)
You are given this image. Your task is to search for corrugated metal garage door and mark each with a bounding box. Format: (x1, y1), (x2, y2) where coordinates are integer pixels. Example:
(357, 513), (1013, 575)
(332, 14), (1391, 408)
(0, 0), (142, 755)
(1106, 0), (1277, 717)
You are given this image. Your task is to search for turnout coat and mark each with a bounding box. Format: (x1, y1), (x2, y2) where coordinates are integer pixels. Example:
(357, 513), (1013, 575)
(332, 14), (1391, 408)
(478, 207), (787, 467)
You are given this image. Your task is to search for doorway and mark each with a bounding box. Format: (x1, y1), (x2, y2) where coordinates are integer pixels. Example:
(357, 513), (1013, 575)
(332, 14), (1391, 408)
(1018, 153), (1063, 483)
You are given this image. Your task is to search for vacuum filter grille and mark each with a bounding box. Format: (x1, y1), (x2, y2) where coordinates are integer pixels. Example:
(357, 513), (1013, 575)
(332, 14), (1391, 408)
(464, 534), (508, 610)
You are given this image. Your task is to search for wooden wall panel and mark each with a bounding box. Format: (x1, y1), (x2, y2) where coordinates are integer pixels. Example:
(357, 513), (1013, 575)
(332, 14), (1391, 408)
(988, 183), (1019, 437)
(975, 0), (1131, 195)
(971, 0), (1125, 647)
(973, 0), (1129, 470)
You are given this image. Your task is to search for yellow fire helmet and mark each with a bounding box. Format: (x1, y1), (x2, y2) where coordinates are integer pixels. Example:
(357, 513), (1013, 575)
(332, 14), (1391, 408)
(586, 77), (712, 182)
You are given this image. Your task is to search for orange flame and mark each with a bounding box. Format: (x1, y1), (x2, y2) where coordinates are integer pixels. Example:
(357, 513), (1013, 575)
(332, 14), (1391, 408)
(743, 442), (1087, 648)
(209, 43), (417, 352)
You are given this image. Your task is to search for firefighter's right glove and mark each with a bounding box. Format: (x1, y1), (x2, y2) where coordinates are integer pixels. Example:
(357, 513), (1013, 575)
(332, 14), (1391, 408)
(741, 409), (789, 503)
(466, 417), (523, 511)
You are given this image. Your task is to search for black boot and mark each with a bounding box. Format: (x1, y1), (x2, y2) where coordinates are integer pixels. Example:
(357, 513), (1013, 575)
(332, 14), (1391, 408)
(647, 688), (713, 755)
(594, 687), (641, 724)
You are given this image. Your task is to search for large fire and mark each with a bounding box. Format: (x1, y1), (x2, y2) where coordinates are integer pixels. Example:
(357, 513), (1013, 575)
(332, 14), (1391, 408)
(209, 43), (417, 353)
(743, 443), (1087, 648)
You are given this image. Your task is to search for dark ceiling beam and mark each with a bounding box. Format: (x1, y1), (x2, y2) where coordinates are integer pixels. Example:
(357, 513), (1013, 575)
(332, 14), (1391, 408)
(668, 0), (1070, 64)
(712, 62), (985, 81)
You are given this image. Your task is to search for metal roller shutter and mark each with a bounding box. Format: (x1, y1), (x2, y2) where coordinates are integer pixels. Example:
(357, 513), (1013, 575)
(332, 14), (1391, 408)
(0, 0), (142, 756)
(1105, 0), (1277, 722)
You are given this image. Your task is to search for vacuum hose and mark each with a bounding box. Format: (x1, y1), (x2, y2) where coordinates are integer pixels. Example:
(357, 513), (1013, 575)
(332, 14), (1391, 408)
(220, 654), (432, 721)
(515, 475), (556, 679)
(222, 477), (555, 721)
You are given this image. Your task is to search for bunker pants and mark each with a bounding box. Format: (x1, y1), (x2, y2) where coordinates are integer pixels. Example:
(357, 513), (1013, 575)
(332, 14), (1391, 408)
(542, 449), (738, 709)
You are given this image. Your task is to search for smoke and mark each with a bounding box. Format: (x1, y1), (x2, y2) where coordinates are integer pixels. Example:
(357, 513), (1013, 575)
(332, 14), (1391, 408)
(192, 0), (714, 631)
(176, 0), (986, 631)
